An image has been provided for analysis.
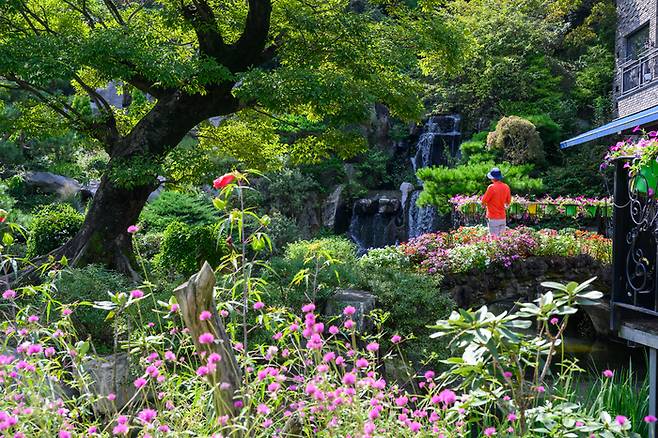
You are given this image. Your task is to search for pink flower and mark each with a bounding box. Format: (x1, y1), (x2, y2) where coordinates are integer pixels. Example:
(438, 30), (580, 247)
(437, 389), (456, 405)
(107, 393), (116, 401)
(88, 426), (98, 435)
(484, 427), (496, 436)
(615, 415), (627, 426)
(356, 358), (369, 368)
(130, 289), (144, 299)
(342, 373), (356, 385)
(134, 377), (147, 388)
(213, 174), (236, 189)
(395, 396), (408, 406)
(328, 325), (339, 335)
(59, 431), (72, 438)
(196, 366), (210, 376)
(645, 415), (657, 423)
(508, 413), (517, 421)
(27, 344), (42, 355)
(409, 421), (421, 432)
(27, 315), (39, 323)
(602, 369), (614, 378)
(62, 308), (73, 316)
(253, 301), (265, 310)
(302, 303), (315, 313)
(391, 334), (402, 343)
(366, 342), (379, 352)
(208, 353), (222, 364)
(138, 408), (157, 424)
(2, 289), (16, 300)
(343, 306), (356, 316)
(549, 317), (559, 325)
(170, 303), (180, 312)
(257, 404), (270, 415)
(198, 332), (215, 344)
(112, 423), (128, 435)
(199, 310), (212, 321)
(503, 371), (513, 379)
(344, 319), (354, 329)
(127, 225), (140, 234)
(535, 386), (545, 393)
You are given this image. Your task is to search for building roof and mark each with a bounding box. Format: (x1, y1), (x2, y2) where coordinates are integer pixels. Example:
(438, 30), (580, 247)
(560, 105), (658, 149)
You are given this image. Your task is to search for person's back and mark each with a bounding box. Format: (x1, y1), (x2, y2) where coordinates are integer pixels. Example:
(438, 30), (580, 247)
(481, 167), (511, 235)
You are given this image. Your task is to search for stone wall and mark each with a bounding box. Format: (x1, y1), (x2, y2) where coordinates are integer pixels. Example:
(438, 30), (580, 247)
(614, 0), (658, 117)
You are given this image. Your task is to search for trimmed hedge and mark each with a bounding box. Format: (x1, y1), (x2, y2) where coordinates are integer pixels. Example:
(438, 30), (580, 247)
(26, 203), (84, 258)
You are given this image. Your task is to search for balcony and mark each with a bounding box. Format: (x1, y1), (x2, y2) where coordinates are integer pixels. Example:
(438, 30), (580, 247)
(621, 48), (658, 95)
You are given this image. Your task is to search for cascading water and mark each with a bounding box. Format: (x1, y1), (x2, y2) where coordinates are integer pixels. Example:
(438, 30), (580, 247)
(406, 115), (462, 239)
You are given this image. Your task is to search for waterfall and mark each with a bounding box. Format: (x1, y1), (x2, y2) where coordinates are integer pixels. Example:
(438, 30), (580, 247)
(407, 190), (438, 239)
(348, 195), (403, 255)
(410, 115), (462, 173)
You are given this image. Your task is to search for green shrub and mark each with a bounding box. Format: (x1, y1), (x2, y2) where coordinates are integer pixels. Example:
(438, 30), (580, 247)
(139, 191), (218, 232)
(522, 114), (562, 165)
(266, 210), (302, 255)
(459, 137), (496, 164)
(487, 116), (545, 165)
(154, 221), (227, 277)
(53, 265), (132, 353)
(265, 237), (359, 310)
(543, 142), (609, 197)
(134, 231), (164, 260)
(354, 150), (391, 189)
(26, 203), (84, 258)
(358, 246), (455, 362)
(263, 168), (320, 218)
(416, 162), (543, 213)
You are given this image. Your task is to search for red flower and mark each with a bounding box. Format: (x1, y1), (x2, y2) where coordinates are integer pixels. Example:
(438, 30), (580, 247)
(0, 217), (5, 223)
(213, 173), (236, 189)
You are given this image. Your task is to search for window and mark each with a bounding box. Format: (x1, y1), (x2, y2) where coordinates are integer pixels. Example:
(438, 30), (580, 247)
(626, 24), (651, 61)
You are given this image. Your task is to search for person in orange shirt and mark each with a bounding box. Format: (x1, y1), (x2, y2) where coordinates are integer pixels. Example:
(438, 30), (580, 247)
(480, 167), (511, 236)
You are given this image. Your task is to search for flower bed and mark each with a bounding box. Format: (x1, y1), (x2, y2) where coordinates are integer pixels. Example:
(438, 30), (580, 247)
(402, 226), (612, 275)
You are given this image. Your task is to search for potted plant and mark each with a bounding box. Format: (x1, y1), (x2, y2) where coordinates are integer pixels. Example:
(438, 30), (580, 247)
(602, 129), (658, 196)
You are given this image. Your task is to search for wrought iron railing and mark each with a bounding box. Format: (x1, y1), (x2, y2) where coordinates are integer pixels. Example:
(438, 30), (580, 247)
(611, 158), (658, 328)
(621, 48), (658, 95)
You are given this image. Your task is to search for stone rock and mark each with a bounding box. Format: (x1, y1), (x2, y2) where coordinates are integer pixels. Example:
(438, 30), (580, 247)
(23, 172), (82, 199)
(322, 185), (348, 232)
(324, 289), (377, 332)
(81, 353), (135, 414)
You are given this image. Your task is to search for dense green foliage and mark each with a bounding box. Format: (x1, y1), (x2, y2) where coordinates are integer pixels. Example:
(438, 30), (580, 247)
(416, 162), (543, 212)
(487, 116), (545, 165)
(357, 247), (454, 361)
(154, 221), (227, 277)
(139, 191), (218, 232)
(26, 203), (84, 258)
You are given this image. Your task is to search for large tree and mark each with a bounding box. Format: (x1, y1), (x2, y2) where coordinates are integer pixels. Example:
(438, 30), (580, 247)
(0, 0), (462, 275)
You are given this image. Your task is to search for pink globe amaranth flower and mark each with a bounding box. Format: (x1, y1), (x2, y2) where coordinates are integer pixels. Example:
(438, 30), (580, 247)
(344, 319), (355, 329)
(198, 332), (215, 344)
(26, 344), (42, 355)
(342, 372), (356, 385)
(364, 422), (376, 435)
(395, 396), (408, 406)
(127, 225), (140, 234)
(208, 353), (222, 364)
(213, 173), (236, 189)
(366, 342), (379, 352)
(130, 289), (144, 299)
(134, 377), (147, 388)
(59, 431), (72, 438)
(253, 301), (265, 310)
(158, 425), (171, 433)
(602, 369), (614, 378)
(409, 421), (421, 432)
(437, 389), (457, 405)
(27, 315), (39, 323)
(234, 342), (244, 351)
(257, 404), (270, 415)
(138, 408), (157, 424)
(508, 413), (517, 421)
(484, 427), (496, 436)
(197, 366), (210, 376)
(88, 426), (98, 435)
(535, 386), (545, 393)
(302, 303), (315, 313)
(328, 325), (339, 335)
(645, 415), (658, 423)
(62, 308), (73, 316)
(170, 303), (180, 313)
(424, 370), (435, 380)
(2, 289), (16, 300)
(391, 334), (402, 343)
(113, 423), (129, 435)
(199, 310), (212, 321)
(356, 358), (369, 368)
(615, 415), (627, 426)
(343, 305), (356, 316)
(107, 393), (116, 401)
(503, 371), (513, 379)
(549, 317), (559, 325)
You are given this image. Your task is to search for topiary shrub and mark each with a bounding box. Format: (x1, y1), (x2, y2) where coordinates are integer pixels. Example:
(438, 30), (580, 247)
(26, 203), (84, 258)
(139, 191), (218, 232)
(357, 246), (455, 363)
(53, 265), (132, 353)
(154, 221), (227, 277)
(487, 116), (545, 165)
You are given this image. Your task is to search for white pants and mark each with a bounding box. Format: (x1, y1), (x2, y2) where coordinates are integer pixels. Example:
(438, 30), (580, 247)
(488, 219), (506, 236)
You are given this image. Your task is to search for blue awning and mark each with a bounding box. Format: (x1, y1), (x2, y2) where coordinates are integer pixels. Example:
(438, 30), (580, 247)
(560, 105), (658, 149)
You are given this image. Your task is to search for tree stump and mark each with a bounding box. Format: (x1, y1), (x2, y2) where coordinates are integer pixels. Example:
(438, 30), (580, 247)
(174, 261), (242, 419)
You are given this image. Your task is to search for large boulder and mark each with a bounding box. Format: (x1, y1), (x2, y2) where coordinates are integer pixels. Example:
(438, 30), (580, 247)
(322, 185), (350, 233)
(81, 353), (135, 414)
(23, 172), (82, 198)
(324, 289), (377, 332)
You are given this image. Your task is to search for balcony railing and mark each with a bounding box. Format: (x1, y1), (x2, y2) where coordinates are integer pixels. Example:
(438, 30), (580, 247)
(621, 48), (658, 95)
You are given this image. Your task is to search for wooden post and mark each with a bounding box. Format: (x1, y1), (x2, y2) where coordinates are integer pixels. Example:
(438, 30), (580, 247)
(174, 261), (242, 419)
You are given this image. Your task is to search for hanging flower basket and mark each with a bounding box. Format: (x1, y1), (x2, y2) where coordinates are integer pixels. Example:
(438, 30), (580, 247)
(527, 203), (538, 216)
(585, 205), (598, 218)
(633, 160), (658, 196)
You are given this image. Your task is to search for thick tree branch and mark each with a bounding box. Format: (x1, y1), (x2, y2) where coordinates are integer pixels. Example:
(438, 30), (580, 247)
(102, 0), (126, 26)
(71, 74), (120, 144)
(227, 0), (273, 71)
(182, 0), (226, 59)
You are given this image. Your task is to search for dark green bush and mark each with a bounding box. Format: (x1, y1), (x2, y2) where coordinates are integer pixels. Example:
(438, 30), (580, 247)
(154, 221), (227, 277)
(265, 237), (359, 311)
(26, 203), (84, 258)
(139, 191), (218, 232)
(266, 210), (302, 255)
(522, 114), (562, 165)
(263, 168), (320, 219)
(543, 142), (610, 197)
(54, 265), (132, 353)
(357, 247), (455, 362)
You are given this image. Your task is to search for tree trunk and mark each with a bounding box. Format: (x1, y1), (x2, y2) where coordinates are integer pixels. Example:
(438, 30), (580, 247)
(58, 174), (156, 280)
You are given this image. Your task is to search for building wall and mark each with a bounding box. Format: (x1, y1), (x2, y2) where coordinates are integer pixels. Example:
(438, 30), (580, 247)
(614, 0), (658, 117)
